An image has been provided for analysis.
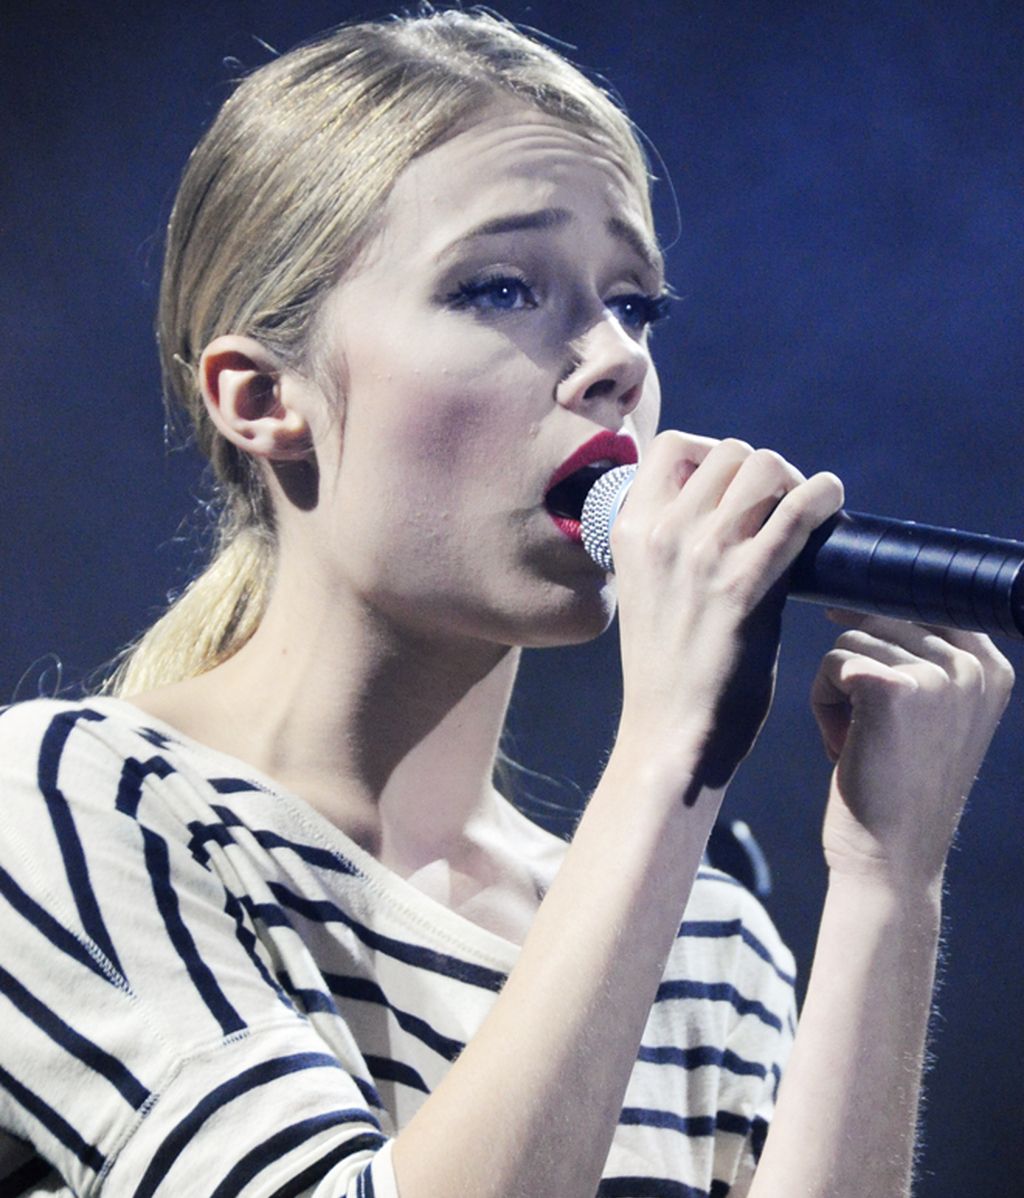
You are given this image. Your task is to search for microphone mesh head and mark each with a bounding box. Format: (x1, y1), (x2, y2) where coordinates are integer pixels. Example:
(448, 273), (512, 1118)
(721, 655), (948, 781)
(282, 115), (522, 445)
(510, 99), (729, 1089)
(580, 464), (637, 572)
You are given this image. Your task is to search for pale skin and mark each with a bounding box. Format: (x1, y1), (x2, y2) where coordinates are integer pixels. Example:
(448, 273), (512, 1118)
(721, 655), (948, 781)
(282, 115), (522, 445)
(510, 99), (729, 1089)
(132, 106), (1014, 1197)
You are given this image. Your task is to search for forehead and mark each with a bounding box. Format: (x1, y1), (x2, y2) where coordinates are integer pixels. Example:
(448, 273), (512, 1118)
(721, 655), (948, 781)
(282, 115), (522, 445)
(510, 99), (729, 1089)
(370, 107), (658, 272)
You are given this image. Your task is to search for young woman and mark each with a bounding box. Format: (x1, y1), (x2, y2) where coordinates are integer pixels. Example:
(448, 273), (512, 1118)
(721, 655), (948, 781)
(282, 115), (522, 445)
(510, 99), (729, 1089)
(0, 10), (1012, 1197)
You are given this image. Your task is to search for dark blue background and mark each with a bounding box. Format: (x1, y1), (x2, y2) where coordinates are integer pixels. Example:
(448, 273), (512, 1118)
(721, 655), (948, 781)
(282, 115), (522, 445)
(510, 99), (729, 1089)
(3, 3), (1022, 1194)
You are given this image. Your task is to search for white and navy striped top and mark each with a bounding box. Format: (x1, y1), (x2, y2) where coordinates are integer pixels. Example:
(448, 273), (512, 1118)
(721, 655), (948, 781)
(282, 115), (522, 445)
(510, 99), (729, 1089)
(0, 698), (797, 1198)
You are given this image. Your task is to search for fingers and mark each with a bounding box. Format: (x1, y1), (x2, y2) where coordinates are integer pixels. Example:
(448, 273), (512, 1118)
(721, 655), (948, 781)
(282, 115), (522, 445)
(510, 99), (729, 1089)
(829, 608), (1012, 666)
(627, 431), (718, 508)
(826, 610), (1015, 707)
(631, 432), (842, 541)
(810, 647), (913, 762)
(810, 609), (1015, 772)
(748, 468), (844, 567)
(615, 431), (845, 609)
(812, 644), (917, 710)
(818, 618), (976, 703)
(697, 446), (805, 534)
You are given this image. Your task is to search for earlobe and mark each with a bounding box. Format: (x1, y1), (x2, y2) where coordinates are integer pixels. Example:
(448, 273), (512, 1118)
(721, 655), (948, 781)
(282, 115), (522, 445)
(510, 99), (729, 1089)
(199, 335), (315, 461)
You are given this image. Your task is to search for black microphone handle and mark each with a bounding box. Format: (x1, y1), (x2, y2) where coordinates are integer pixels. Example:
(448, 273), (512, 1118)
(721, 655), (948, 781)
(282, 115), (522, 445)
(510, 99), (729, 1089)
(789, 509), (1024, 640)
(579, 465), (1024, 640)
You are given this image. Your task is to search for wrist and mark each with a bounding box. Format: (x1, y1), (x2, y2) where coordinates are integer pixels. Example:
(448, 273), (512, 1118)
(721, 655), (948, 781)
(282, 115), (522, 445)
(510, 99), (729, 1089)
(824, 859), (945, 918)
(607, 714), (729, 814)
(822, 775), (956, 900)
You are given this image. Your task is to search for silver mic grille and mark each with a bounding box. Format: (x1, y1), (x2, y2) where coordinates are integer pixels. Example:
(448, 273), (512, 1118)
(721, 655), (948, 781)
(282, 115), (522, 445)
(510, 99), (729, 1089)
(580, 463), (637, 572)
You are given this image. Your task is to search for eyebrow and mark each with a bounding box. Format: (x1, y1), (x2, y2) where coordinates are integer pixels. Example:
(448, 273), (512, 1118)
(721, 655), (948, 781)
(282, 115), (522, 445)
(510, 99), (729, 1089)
(439, 206), (664, 282)
(457, 207), (573, 239)
(606, 215), (663, 282)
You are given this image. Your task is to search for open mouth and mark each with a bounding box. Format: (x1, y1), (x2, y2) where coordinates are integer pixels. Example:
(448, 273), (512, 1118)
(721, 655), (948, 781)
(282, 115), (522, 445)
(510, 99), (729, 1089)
(544, 463), (616, 523)
(544, 431), (638, 543)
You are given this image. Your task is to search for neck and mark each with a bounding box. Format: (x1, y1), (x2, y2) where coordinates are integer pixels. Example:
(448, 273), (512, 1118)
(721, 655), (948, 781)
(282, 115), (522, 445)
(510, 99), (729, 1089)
(133, 561), (521, 864)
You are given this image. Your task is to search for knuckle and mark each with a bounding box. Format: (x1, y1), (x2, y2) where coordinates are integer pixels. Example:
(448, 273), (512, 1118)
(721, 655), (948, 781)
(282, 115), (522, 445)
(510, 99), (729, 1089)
(642, 431), (682, 472)
(917, 659), (949, 690)
(654, 429), (712, 461)
(682, 527), (719, 571)
(645, 519), (680, 561)
(816, 470), (846, 507)
(775, 479), (833, 529)
(989, 655), (1016, 700)
(750, 446), (787, 474)
(747, 447), (807, 493)
(609, 510), (641, 550)
(652, 429), (687, 453)
(835, 630), (869, 653)
(953, 649), (986, 689)
(769, 496), (823, 547)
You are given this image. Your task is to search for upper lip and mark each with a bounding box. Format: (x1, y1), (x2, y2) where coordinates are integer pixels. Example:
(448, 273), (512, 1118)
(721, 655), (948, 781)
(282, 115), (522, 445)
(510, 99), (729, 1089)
(545, 430), (639, 496)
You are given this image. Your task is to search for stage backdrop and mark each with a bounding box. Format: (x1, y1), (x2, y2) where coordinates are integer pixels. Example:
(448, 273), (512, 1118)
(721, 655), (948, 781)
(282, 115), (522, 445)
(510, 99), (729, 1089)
(3, 3), (1022, 1195)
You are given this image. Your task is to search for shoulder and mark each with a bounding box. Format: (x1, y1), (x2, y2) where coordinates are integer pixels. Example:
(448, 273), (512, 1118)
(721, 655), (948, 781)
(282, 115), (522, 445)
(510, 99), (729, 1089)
(0, 695), (250, 831)
(1, 694), (169, 759)
(0, 696), (131, 789)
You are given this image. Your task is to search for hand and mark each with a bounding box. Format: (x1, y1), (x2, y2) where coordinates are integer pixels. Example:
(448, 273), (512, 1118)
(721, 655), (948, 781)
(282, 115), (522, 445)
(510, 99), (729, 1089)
(611, 433), (844, 797)
(812, 612), (1015, 883)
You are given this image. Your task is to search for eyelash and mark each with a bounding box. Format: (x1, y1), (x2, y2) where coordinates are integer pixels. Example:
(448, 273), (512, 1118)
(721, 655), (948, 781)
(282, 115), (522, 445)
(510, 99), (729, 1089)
(608, 292), (671, 333)
(448, 274), (538, 313)
(445, 273), (671, 333)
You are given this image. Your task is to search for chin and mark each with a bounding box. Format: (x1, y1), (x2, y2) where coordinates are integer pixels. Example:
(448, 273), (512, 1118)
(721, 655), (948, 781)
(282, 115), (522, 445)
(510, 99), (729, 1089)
(387, 563), (618, 650)
(507, 578), (619, 649)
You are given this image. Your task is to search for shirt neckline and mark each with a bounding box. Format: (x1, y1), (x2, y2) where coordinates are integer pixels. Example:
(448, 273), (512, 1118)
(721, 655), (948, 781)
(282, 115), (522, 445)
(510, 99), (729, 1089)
(84, 694), (528, 973)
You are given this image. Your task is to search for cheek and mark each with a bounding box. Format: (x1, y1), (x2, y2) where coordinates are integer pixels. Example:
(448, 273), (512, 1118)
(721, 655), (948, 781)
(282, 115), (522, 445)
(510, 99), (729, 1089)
(630, 372), (662, 450)
(330, 346), (542, 608)
(340, 337), (540, 519)
(396, 383), (494, 466)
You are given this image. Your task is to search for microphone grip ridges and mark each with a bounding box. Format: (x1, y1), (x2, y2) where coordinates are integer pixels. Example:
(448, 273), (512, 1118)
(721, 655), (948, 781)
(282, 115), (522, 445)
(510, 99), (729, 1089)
(580, 465), (1024, 640)
(789, 510), (1024, 639)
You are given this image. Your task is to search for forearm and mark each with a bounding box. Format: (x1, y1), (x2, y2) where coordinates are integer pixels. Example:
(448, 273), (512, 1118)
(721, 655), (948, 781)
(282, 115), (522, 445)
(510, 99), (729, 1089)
(751, 869), (943, 1198)
(389, 442), (850, 1197)
(393, 737), (721, 1198)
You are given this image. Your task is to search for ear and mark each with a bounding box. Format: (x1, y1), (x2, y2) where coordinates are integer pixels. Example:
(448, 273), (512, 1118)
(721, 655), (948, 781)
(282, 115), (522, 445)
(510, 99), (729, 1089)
(199, 335), (318, 461)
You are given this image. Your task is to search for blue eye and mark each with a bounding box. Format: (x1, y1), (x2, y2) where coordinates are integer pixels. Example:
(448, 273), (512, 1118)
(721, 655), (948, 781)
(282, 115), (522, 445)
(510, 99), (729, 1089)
(448, 275), (538, 313)
(606, 292), (671, 333)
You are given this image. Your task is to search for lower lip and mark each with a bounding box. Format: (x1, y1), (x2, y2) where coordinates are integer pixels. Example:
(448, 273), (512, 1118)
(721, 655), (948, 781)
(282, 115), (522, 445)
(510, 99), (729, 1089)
(548, 512), (583, 543)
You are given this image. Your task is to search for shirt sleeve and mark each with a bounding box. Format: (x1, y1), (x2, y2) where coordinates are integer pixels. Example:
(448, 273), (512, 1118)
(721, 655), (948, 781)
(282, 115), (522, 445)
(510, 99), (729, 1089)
(0, 701), (398, 1198)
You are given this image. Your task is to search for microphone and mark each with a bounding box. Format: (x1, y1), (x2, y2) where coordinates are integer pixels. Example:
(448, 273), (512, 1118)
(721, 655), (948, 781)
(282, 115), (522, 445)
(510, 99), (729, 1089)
(580, 464), (1024, 641)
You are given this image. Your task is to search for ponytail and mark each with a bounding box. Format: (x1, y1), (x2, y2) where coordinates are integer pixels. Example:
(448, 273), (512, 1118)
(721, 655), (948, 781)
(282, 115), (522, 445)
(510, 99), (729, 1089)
(104, 11), (652, 698)
(102, 515), (273, 696)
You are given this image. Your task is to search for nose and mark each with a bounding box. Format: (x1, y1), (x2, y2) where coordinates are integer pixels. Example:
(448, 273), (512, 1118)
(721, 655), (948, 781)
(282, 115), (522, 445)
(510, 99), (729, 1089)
(554, 314), (649, 419)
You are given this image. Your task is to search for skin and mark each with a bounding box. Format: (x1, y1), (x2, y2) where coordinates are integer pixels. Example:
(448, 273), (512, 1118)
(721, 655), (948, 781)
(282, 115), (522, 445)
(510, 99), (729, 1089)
(138, 107), (668, 932)
(307, 109), (662, 650)
(131, 104), (1014, 1197)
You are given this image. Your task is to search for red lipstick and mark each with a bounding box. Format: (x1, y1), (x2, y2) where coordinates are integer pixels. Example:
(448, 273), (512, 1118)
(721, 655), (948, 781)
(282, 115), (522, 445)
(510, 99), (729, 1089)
(544, 430), (639, 543)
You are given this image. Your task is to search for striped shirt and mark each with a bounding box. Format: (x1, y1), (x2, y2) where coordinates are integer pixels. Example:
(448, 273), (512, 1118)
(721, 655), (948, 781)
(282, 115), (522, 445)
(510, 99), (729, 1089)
(0, 698), (796, 1197)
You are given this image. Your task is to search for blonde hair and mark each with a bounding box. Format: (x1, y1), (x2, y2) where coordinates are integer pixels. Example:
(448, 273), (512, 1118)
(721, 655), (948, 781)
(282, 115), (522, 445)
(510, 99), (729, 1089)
(105, 7), (654, 696)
